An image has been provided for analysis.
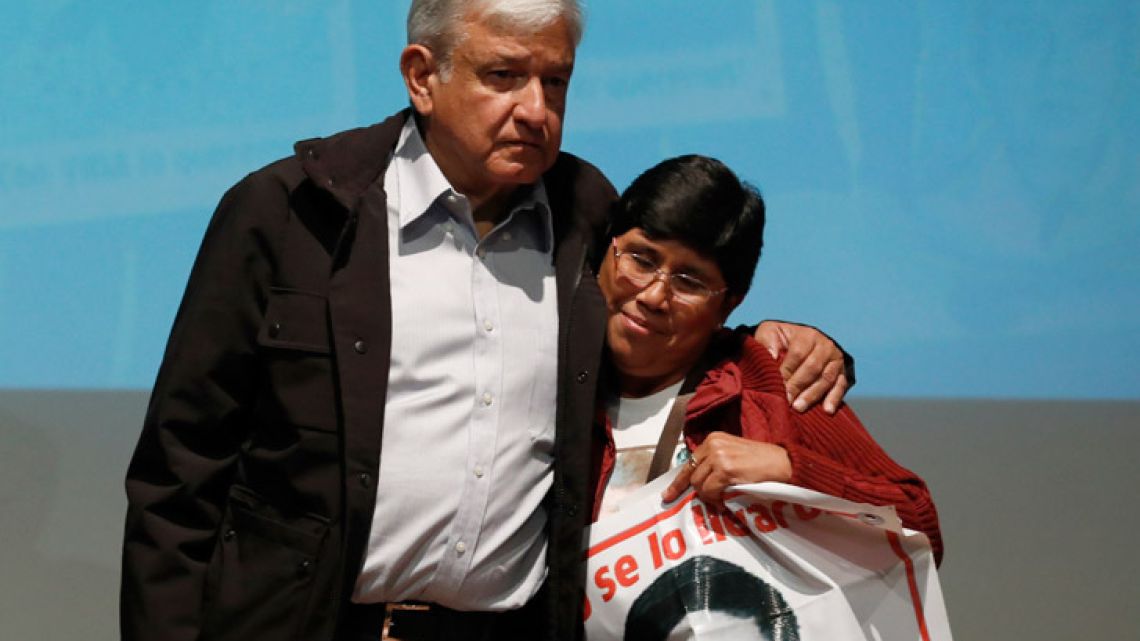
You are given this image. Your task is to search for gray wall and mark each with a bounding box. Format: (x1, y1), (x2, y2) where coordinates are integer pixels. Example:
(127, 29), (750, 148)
(2, 391), (1137, 639)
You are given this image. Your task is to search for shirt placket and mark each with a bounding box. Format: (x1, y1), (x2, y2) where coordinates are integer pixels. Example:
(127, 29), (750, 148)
(434, 222), (503, 593)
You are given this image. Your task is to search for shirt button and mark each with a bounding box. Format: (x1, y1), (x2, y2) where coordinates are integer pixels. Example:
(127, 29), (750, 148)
(483, 320), (494, 332)
(476, 247), (487, 259)
(502, 231), (512, 241)
(482, 392), (493, 406)
(474, 466), (485, 478)
(455, 541), (467, 555)
(354, 339), (367, 354)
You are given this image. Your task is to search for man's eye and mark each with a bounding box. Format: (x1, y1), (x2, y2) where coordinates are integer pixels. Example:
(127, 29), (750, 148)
(486, 70), (519, 85)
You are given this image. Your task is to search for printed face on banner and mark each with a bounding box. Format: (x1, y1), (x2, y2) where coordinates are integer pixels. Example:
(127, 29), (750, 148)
(583, 474), (951, 641)
(622, 555), (798, 640)
(664, 611), (771, 641)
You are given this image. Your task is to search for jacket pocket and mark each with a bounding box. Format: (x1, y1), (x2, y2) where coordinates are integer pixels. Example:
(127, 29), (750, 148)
(256, 287), (338, 432)
(200, 484), (331, 641)
(259, 287), (331, 354)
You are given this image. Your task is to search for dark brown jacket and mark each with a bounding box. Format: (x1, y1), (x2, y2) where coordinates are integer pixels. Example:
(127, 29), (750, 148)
(121, 111), (615, 641)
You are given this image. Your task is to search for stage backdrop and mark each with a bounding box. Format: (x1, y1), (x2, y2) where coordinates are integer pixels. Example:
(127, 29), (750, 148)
(2, 4), (1139, 641)
(1, 0), (1137, 398)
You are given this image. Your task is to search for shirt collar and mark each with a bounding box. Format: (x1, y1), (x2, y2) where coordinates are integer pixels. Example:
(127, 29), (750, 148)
(392, 117), (554, 252)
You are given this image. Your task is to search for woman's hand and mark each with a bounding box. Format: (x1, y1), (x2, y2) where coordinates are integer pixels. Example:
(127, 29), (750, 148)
(661, 432), (793, 511)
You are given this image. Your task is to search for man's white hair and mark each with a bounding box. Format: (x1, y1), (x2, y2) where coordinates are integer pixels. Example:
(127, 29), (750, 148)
(407, 0), (584, 74)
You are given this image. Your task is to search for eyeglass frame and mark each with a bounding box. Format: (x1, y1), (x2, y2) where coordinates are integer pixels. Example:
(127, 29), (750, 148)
(610, 240), (729, 305)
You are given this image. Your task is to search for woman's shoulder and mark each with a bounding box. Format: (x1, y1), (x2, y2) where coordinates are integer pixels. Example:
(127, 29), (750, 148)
(685, 331), (787, 412)
(687, 331), (797, 443)
(701, 330), (786, 395)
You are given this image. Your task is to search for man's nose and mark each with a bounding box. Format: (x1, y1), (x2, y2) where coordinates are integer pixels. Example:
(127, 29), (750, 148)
(514, 77), (548, 130)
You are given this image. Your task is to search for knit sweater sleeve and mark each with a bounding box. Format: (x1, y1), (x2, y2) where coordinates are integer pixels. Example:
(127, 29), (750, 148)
(782, 404), (943, 564)
(687, 334), (944, 565)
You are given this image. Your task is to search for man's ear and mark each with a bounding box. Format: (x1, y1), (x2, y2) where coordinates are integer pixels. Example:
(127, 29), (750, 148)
(400, 44), (436, 116)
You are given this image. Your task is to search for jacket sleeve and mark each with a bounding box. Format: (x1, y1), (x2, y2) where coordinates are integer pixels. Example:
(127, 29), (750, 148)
(779, 404), (944, 565)
(120, 171), (282, 641)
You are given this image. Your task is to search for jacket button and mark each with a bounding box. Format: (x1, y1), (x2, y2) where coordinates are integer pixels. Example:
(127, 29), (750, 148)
(297, 559), (312, 577)
(268, 322), (281, 338)
(353, 339), (367, 354)
(359, 472), (372, 488)
(565, 504), (577, 517)
(575, 370), (589, 384)
(223, 528), (236, 541)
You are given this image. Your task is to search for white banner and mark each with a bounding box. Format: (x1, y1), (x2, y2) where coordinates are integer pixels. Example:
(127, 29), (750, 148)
(584, 469), (952, 640)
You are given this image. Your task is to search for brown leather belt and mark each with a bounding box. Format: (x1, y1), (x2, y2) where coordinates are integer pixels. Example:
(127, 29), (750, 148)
(342, 601), (500, 641)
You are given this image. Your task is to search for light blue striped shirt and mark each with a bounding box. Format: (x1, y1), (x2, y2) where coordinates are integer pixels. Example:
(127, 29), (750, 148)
(353, 118), (559, 610)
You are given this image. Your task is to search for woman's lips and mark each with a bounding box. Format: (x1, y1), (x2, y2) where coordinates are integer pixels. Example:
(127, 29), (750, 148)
(619, 310), (655, 336)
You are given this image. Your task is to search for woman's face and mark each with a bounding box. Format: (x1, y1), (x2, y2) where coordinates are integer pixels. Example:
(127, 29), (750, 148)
(598, 228), (738, 396)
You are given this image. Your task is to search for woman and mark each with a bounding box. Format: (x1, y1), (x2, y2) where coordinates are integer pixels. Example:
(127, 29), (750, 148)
(589, 155), (942, 563)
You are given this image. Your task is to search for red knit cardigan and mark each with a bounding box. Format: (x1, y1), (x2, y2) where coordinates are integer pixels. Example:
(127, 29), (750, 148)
(590, 332), (944, 565)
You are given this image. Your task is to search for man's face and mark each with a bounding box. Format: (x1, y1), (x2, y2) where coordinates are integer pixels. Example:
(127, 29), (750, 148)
(417, 13), (575, 201)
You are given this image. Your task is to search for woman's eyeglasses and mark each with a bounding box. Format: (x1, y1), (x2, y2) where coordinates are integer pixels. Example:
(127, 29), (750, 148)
(611, 241), (727, 305)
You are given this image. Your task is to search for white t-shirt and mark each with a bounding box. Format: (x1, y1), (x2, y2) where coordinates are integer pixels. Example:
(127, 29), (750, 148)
(598, 380), (692, 518)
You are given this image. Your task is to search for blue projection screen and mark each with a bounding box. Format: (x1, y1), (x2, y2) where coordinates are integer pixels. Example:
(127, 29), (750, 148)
(1, 1), (1137, 398)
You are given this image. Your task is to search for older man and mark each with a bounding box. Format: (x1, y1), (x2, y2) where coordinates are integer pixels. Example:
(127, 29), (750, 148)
(120, 1), (849, 640)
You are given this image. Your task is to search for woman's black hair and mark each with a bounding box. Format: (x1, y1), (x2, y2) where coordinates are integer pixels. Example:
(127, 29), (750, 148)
(624, 555), (800, 641)
(608, 155), (766, 298)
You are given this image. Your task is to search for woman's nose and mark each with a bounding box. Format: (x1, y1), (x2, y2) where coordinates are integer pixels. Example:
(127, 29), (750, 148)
(635, 276), (670, 308)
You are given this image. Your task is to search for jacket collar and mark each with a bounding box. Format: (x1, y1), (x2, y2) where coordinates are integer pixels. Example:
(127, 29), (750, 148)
(294, 110), (559, 252)
(293, 110), (411, 212)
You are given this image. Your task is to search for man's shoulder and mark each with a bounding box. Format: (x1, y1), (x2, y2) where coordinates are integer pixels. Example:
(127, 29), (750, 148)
(221, 112), (409, 215)
(237, 154), (305, 193)
(544, 151), (617, 236)
(291, 112), (407, 201)
(546, 151), (614, 197)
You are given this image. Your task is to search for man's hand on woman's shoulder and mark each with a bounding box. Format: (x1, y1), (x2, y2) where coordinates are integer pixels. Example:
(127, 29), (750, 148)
(753, 320), (851, 415)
